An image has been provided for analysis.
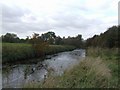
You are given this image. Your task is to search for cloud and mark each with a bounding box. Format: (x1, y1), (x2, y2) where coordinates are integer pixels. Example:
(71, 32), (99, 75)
(1, 0), (118, 39)
(2, 4), (29, 23)
(2, 4), (53, 37)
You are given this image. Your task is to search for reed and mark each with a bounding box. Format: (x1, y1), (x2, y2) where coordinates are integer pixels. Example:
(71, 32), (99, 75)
(2, 43), (75, 63)
(26, 47), (118, 88)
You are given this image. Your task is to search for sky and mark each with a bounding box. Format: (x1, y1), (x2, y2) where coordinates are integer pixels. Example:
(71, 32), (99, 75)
(1, 0), (118, 40)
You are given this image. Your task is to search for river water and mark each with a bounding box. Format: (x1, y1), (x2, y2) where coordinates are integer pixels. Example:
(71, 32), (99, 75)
(2, 49), (85, 88)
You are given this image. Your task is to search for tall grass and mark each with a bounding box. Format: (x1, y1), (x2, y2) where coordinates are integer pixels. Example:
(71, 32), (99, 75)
(45, 45), (75, 55)
(2, 43), (34, 63)
(86, 47), (119, 88)
(23, 47), (119, 88)
(2, 43), (75, 64)
(86, 47), (119, 60)
(39, 57), (111, 88)
(85, 48), (119, 88)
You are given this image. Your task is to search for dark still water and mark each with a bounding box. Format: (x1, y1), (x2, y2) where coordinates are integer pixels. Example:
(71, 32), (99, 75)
(2, 49), (85, 88)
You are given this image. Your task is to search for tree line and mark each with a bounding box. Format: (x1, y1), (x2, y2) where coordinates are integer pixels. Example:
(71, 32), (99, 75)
(1, 25), (119, 48)
(86, 25), (119, 48)
(1, 31), (84, 48)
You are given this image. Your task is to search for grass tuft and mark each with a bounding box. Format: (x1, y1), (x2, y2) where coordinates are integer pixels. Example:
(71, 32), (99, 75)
(23, 47), (119, 88)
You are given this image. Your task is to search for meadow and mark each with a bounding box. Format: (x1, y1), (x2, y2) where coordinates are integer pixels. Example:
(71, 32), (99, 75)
(24, 47), (119, 88)
(2, 43), (75, 64)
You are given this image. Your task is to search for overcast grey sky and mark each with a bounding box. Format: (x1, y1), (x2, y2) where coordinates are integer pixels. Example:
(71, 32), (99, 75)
(1, 0), (118, 39)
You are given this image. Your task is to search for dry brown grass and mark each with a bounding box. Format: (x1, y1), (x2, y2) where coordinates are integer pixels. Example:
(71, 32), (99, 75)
(24, 47), (119, 88)
(85, 57), (111, 78)
(40, 57), (112, 88)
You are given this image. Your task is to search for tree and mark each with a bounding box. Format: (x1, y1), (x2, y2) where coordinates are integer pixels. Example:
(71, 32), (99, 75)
(29, 33), (49, 57)
(2, 33), (20, 43)
(55, 36), (62, 45)
(62, 34), (83, 48)
(41, 31), (56, 44)
(86, 25), (119, 48)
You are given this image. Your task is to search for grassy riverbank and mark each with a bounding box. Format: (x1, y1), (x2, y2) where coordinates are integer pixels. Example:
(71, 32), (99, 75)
(2, 43), (75, 64)
(24, 47), (119, 88)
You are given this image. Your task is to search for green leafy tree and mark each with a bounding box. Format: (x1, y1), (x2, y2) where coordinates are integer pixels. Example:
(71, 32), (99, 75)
(41, 31), (56, 44)
(86, 25), (119, 48)
(2, 33), (20, 43)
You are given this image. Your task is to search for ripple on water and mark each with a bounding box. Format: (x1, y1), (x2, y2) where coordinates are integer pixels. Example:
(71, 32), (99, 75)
(2, 49), (85, 88)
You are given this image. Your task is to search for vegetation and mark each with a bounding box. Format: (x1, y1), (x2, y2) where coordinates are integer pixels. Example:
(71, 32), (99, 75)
(1, 33), (26, 43)
(45, 45), (75, 55)
(2, 43), (75, 64)
(23, 25), (119, 88)
(86, 48), (119, 88)
(1, 31), (84, 48)
(2, 31), (83, 64)
(2, 25), (119, 88)
(86, 26), (119, 48)
(2, 43), (34, 63)
(23, 48), (118, 88)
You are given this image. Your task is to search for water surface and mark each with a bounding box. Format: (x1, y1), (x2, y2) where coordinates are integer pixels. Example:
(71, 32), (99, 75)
(2, 49), (85, 88)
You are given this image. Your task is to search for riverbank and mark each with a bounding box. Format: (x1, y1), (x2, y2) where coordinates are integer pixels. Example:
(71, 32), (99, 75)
(24, 47), (119, 88)
(2, 43), (76, 64)
(3, 49), (85, 88)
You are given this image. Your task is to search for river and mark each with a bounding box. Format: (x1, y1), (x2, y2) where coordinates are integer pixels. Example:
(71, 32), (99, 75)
(2, 49), (85, 88)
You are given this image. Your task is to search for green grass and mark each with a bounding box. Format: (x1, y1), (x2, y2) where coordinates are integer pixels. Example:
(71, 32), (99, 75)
(45, 45), (75, 55)
(2, 43), (75, 63)
(24, 47), (119, 88)
(85, 47), (119, 88)
(2, 43), (34, 63)
(38, 57), (112, 88)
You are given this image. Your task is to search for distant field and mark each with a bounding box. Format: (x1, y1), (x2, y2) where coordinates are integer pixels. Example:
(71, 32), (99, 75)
(2, 43), (75, 63)
(2, 43), (34, 63)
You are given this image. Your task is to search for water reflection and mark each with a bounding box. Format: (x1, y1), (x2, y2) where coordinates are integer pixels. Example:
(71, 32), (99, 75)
(2, 49), (85, 88)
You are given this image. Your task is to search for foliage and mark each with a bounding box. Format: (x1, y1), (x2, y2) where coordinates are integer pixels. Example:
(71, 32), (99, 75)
(2, 43), (34, 63)
(39, 57), (111, 88)
(54, 36), (63, 45)
(86, 48), (119, 88)
(24, 48), (119, 88)
(1, 31), (84, 48)
(2, 43), (75, 64)
(86, 26), (119, 48)
(29, 33), (49, 57)
(1, 33), (26, 43)
(45, 45), (75, 55)
(62, 34), (84, 48)
(41, 31), (56, 44)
